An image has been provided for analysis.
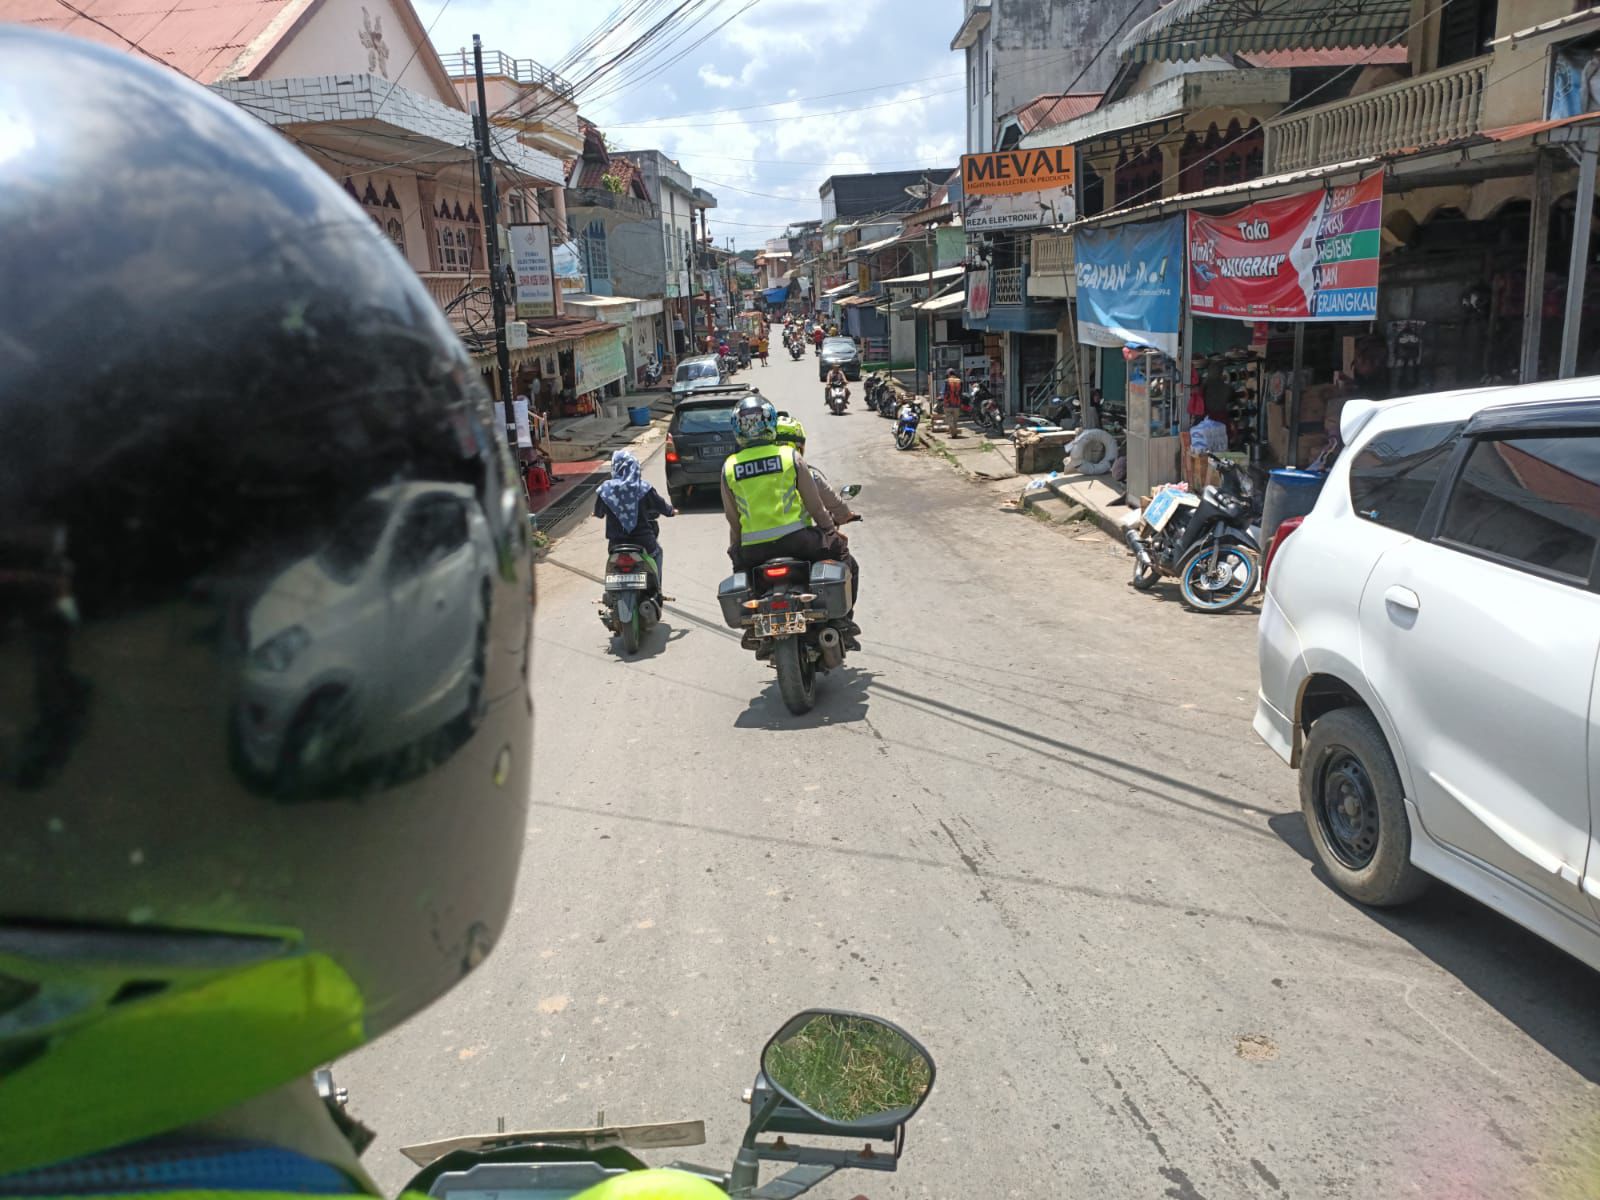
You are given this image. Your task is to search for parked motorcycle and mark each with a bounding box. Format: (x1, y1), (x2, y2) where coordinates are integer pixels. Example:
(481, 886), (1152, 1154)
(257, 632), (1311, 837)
(894, 400), (923, 450)
(598, 543), (663, 654)
(328, 1007), (933, 1199)
(825, 383), (848, 415)
(719, 490), (862, 715)
(1123, 453), (1262, 613)
(643, 356), (664, 387)
(969, 380), (1004, 436)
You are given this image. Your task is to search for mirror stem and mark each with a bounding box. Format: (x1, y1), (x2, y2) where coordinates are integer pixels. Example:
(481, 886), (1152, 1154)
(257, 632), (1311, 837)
(729, 1090), (782, 1197)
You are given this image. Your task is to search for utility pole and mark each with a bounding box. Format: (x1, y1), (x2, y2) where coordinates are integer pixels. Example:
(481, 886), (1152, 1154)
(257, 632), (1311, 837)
(471, 35), (511, 411)
(923, 223), (935, 398)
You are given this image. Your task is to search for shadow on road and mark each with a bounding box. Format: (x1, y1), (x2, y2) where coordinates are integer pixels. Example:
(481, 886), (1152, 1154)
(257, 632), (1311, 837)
(1269, 811), (1600, 1085)
(735, 667), (873, 730)
(610, 621), (690, 662)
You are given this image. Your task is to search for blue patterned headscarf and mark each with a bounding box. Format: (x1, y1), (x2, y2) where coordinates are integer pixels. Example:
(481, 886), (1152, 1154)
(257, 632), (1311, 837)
(598, 450), (651, 531)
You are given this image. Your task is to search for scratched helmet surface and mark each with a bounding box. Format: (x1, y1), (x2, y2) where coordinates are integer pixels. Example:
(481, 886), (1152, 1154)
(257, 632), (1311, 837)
(0, 28), (534, 1174)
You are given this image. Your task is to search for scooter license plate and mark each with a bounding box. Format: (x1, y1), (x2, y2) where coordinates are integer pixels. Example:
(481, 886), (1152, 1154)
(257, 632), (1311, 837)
(605, 573), (647, 588)
(755, 612), (806, 637)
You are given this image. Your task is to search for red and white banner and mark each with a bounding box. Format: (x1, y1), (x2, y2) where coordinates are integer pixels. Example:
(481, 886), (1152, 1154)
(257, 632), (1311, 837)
(1187, 172), (1382, 322)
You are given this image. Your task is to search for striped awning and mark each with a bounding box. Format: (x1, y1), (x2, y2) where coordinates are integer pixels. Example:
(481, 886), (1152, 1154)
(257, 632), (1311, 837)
(1118, 0), (1410, 64)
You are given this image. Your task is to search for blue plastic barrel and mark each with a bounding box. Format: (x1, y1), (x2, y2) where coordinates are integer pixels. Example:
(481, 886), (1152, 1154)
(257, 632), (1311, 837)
(628, 405), (651, 427)
(1261, 468), (1325, 545)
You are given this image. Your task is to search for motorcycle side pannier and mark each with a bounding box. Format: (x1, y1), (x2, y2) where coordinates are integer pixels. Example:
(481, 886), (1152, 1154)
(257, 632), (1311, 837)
(808, 561), (853, 618)
(717, 572), (751, 627)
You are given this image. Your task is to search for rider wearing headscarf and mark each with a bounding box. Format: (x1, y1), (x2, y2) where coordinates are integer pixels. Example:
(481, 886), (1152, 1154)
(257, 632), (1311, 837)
(593, 450), (674, 579)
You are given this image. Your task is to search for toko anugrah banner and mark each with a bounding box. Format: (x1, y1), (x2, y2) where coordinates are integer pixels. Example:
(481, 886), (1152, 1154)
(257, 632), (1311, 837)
(1187, 172), (1382, 322)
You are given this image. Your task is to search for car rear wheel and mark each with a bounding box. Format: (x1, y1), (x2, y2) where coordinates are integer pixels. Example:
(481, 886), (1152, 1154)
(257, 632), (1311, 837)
(1299, 707), (1428, 906)
(668, 486), (688, 508)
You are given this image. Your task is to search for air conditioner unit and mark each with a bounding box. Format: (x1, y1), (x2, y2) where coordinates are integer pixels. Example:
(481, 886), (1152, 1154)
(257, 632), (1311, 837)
(506, 321), (528, 349)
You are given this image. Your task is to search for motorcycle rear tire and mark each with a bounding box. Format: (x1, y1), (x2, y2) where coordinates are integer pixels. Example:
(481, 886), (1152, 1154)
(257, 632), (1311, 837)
(619, 606), (642, 655)
(773, 635), (816, 714)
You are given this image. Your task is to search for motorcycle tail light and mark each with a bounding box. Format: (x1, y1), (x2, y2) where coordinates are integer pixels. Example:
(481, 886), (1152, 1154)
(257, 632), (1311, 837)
(762, 565), (791, 579)
(769, 600), (790, 612)
(614, 553), (637, 572)
(1262, 516), (1304, 585)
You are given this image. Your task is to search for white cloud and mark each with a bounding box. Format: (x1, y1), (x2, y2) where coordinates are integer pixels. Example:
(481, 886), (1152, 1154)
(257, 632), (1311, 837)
(698, 63), (737, 89)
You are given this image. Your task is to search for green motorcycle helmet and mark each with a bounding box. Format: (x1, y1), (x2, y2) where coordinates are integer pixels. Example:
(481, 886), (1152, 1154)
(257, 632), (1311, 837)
(0, 29), (535, 1174)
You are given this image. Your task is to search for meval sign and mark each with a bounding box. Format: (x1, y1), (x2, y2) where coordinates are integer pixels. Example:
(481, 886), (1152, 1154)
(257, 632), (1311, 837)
(960, 147), (1076, 231)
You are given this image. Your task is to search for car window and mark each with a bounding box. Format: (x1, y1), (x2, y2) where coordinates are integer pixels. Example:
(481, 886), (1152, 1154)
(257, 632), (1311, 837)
(1348, 420), (1462, 533)
(317, 496), (391, 584)
(676, 361), (719, 382)
(676, 405), (736, 434)
(388, 494), (468, 582)
(1438, 434), (1600, 581)
(823, 339), (856, 353)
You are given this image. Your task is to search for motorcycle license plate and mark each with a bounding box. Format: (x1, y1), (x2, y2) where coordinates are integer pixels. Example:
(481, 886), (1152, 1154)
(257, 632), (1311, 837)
(605, 573), (647, 588)
(755, 612), (805, 637)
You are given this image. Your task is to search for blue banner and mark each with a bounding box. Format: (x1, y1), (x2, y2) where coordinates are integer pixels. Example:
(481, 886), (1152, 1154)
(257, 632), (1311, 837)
(1074, 217), (1183, 358)
(764, 286), (790, 305)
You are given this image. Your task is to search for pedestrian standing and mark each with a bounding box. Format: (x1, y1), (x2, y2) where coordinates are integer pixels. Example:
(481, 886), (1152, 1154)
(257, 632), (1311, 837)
(757, 332), (769, 366)
(941, 368), (964, 437)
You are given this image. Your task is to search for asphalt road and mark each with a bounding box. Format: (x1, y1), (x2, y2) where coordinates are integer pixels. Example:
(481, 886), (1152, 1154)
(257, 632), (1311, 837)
(341, 348), (1600, 1199)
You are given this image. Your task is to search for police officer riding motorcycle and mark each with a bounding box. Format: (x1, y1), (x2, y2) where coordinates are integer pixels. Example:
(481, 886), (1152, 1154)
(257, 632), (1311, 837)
(719, 397), (860, 645)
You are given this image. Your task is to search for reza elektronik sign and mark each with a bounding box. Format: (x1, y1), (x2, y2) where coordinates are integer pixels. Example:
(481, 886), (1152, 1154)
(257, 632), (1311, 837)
(959, 147), (1076, 231)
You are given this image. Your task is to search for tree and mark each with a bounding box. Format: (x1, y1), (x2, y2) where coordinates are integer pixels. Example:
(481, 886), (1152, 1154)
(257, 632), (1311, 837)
(601, 173), (624, 194)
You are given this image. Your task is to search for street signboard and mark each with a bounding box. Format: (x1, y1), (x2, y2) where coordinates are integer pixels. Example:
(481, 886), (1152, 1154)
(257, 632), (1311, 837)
(959, 147), (1075, 231)
(508, 223), (555, 319)
(1188, 172), (1382, 322)
(1075, 217), (1183, 358)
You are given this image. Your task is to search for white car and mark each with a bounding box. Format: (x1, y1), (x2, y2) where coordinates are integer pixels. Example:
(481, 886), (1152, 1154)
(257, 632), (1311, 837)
(232, 482), (494, 794)
(1255, 378), (1600, 970)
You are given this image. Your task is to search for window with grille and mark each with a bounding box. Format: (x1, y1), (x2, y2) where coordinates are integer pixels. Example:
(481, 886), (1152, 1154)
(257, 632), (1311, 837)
(584, 219), (610, 284)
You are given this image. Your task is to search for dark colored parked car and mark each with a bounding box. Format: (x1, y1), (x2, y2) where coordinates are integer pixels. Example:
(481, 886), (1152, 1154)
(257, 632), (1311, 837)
(664, 385), (750, 505)
(818, 337), (862, 382)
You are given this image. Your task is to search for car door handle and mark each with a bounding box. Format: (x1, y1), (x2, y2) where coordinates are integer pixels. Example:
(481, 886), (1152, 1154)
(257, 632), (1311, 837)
(1384, 585), (1420, 613)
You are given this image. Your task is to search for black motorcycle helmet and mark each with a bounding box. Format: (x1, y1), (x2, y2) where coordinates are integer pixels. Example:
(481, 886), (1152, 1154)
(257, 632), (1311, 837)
(0, 29), (534, 1173)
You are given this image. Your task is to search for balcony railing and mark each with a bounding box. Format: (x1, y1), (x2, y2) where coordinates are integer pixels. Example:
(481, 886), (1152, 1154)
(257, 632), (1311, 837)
(439, 49), (574, 96)
(1265, 56), (1489, 175)
(565, 187), (654, 218)
(420, 271), (493, 332)
(992, 267), (1025, 306)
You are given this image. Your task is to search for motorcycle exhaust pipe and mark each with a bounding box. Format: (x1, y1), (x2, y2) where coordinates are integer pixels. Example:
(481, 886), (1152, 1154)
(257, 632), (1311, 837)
(817, 626), (845, 669)
(1123, 529), (1153, 569)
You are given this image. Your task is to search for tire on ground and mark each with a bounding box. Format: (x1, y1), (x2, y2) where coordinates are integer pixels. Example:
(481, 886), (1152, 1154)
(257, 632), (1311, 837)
(1299, 706), (1428, 907)
(1067, 429), (1117, 475)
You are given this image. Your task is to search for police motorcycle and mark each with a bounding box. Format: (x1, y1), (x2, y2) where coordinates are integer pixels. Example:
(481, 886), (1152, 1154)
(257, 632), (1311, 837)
(718, 488), (863, 717)
(326, 1009), (935, 1199)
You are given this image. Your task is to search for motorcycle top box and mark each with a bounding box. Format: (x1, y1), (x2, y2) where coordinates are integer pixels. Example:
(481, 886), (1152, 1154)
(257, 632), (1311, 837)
(807, 560), (853, 618)
(717, 571), (751, 627)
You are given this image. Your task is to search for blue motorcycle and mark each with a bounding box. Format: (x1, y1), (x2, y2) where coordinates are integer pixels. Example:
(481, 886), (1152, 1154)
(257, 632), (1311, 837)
(894, 400), (923, 450)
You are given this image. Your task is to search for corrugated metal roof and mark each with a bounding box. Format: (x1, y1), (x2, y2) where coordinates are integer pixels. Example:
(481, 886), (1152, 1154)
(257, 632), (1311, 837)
(881, 265), (963, 285)
(1119, 0), (1410, 64)
(1008, 92), (1103, 135)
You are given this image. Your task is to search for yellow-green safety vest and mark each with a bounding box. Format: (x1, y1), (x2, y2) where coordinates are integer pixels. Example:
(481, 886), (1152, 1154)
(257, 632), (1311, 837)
(723, 442), (813, 546)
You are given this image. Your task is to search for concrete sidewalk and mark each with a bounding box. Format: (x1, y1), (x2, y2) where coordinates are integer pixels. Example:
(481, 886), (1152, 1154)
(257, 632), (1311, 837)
(1018, 468), (1131, 537)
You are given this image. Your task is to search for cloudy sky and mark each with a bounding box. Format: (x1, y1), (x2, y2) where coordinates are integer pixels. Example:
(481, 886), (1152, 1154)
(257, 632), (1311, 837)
(430, 0), (964, 248)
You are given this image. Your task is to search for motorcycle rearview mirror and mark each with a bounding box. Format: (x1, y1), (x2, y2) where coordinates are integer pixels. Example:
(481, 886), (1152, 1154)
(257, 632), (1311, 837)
(838, 484), (862, 499)
(759, 1010), (934, 1131)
